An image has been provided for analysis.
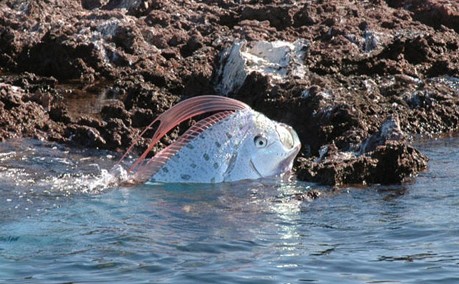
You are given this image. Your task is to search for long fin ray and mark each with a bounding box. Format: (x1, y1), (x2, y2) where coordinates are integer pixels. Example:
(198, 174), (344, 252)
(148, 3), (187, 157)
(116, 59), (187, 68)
(118, 96), (249, 183)
(133, 111), (235, 182)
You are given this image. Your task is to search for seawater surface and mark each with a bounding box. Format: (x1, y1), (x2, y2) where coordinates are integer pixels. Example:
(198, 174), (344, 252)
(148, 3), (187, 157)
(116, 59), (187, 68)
(1, 138), (459, 283)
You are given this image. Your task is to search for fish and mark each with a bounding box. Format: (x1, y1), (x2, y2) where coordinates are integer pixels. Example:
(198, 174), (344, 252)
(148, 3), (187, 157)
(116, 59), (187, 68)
(119, 95), (301, 184)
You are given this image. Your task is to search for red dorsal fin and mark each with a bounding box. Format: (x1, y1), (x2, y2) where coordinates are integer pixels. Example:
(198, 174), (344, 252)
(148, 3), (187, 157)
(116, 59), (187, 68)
(118, 96), (249, 180)
(132, 110), (235, 182)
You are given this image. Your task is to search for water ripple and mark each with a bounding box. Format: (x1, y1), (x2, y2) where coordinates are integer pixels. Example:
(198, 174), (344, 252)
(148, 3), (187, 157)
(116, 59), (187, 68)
(1, 138), (459, 282)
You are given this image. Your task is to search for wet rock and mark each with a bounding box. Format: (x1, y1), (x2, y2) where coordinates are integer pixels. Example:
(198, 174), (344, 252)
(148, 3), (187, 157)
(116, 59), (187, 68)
(0, 83), (65, 142)
(296, 140), (428, 186)
(117, 80), (179, 112)
(296, 118), (428, 186)
(359, 115), (405, 154)
(296, 154), (377, 186)
(293, 190), (321, 201)
(66, 125), (107, 148)
(99, 118), (133, 151)
(370, 141), (428, 184)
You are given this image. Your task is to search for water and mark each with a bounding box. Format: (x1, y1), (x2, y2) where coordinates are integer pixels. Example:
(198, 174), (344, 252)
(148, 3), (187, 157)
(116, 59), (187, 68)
(1, 138), (459, 283)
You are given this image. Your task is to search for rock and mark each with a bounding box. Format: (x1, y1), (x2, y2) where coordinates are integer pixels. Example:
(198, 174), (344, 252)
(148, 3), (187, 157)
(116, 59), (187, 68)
(359, 115), (405, 154)
(131, 108), (155, 128)
(296, 140), (428, 186)
(49, 104), (73, 124)
(0, 81), (66, 142)
(370, 141), (428, 184)
(77, 115), (107, 129)
(215, 39), (309, 96)
(66, 125), (107, 148)
(386, 0), (459, 33)
(181, 33), (204, 57)
(240, 5), (294, 30)
(290, 190), (321, 201)
(100, 100), (131, 123)
(100, 118), (133, 151)
(296, 155), (378, 186)
(0, 83), (25, 108)
(296, 118), (428, 186)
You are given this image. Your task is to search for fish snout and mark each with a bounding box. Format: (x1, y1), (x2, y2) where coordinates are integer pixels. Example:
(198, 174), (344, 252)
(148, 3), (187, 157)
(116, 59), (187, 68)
(276, 123), (301, 151)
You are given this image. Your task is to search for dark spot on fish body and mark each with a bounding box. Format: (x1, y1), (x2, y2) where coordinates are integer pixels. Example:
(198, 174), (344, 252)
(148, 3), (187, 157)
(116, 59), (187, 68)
(210, 177), (216, 183)
(200, 134), (206, 139)
(181, 174), (191, 180)
(162, 167), (169, 173)
(191, 163), (197, 168)
(203, 153), (210, 161)
(213, 162), (219, 169)
(226, 132), (232, 139)
(215, 141), (221, 148)
(186, 144), (195, 149)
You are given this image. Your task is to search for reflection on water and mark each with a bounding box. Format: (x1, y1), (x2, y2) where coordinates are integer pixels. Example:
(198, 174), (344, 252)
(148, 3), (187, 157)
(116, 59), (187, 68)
(1, 137), (459, 283)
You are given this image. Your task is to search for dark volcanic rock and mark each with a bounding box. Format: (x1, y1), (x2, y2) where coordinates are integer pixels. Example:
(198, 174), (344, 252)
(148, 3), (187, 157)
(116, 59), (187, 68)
(296, 141), (428, 186)
(0, 0), (458, 186)
(66, 124), (107, 148)
(295, 120), (429, 186)
(0, 82), (65, 142)
(295, 114), (429, 186)
(386, 0), (459, 33)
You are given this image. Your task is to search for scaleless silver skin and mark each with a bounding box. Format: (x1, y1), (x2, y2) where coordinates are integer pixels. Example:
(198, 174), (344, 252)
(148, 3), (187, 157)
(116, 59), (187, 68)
(120, 96), (301, 184)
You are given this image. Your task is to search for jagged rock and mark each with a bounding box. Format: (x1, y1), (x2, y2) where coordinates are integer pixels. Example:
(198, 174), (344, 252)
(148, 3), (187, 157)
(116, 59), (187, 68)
(66, 125), (107, 148)
(296, 118), (428, 186)
(215, 39), (309, 96)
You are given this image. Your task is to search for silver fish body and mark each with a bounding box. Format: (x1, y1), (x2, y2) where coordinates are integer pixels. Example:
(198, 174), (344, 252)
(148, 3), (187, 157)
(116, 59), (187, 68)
(147, 108), (301, 183)
(120, 95), (301, 184)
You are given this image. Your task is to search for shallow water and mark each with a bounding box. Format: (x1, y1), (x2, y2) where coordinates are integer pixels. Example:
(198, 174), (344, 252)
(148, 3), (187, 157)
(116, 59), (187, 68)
(1, 138), (459, 283)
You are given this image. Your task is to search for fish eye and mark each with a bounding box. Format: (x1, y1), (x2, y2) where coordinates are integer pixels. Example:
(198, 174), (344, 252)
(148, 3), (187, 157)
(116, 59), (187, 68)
(254, 135), (268, 148)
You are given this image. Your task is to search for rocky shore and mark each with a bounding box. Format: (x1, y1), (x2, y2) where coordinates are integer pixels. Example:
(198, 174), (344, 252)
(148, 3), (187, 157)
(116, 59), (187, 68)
(1, 0), (458, 185)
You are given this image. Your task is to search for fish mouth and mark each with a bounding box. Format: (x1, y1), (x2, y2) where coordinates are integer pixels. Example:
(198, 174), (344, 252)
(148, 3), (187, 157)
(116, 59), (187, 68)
(249, 159), (264, 179)
(276, 123), (301, 152)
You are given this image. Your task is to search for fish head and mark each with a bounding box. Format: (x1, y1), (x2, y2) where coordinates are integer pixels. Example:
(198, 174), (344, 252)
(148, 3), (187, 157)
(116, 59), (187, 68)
(244, 112), (301, 178)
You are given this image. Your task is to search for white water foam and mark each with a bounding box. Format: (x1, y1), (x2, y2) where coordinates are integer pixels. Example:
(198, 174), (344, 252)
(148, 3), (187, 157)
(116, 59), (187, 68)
(0, 139), (134, 219)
